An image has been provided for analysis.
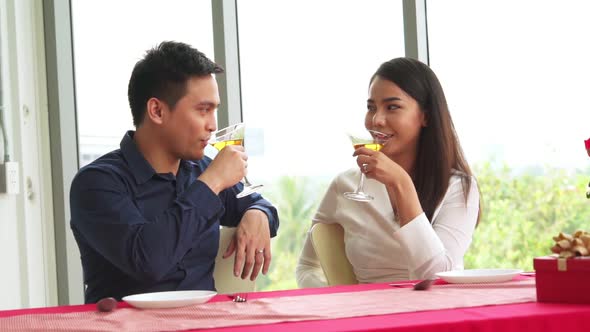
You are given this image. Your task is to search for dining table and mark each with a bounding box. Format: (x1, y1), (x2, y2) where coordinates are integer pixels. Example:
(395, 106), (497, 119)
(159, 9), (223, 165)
(0, 274), (589, 332)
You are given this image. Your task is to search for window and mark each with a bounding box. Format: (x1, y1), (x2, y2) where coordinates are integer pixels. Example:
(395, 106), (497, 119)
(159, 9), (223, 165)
(427, 1), (590, 269)
(71, 0), (214, 167)
(237, 0), (405, 290)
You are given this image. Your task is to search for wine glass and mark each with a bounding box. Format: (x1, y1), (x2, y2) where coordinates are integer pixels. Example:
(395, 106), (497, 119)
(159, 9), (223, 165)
(343, 130), (386, 202)
(209, 123), (263, 198)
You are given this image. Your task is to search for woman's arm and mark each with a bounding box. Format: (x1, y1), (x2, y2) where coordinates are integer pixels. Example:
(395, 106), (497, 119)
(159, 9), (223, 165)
(296, 176), (344, 288)
(295, 228), (327, 288)
(393, 176), (480, 279)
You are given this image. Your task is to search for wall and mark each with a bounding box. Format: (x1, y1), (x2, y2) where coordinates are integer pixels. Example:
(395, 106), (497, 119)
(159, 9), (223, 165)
(0, 0), (58, 309)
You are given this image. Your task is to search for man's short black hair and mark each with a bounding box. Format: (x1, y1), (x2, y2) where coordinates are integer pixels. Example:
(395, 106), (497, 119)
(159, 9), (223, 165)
(127, 41), (224, 126)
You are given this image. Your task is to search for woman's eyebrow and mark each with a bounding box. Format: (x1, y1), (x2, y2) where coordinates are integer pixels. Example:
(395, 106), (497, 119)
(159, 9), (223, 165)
(382, 96), (402, 103)
(367, 96), (402, 104)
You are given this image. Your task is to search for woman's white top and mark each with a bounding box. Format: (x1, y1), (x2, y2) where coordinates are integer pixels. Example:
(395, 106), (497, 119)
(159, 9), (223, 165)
(296, 168), (480, 288)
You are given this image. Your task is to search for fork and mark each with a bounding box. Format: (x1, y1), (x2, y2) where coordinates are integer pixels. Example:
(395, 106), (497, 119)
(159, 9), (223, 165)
(232, 293), (247, 303)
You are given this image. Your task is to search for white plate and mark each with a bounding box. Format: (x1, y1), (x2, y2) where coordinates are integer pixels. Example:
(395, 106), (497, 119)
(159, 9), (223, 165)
(122, 290), (216, 309)
(435, 269), (523, 284)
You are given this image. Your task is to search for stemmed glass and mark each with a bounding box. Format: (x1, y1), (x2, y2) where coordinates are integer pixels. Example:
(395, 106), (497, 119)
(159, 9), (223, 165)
(209, 123), (263, 198)
(343, 130), (386, 202)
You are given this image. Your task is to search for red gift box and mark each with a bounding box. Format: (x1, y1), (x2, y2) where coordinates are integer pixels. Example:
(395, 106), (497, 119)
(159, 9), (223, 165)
(534, 256), (590, 303)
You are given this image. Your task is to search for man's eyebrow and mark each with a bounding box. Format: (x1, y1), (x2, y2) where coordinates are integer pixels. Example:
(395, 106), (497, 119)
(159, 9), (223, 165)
(197, 101), (219, 107)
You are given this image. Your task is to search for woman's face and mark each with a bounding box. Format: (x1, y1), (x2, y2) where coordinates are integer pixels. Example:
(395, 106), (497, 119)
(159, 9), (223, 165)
(365, 76), (426, 160)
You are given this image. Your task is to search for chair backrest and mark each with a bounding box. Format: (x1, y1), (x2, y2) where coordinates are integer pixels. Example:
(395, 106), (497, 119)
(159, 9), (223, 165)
(310, 223), (358, 286)
(213, 227), (256, 294)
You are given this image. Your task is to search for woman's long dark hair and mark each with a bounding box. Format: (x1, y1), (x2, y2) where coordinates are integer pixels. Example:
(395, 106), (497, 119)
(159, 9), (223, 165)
(371, 58), (480, 223)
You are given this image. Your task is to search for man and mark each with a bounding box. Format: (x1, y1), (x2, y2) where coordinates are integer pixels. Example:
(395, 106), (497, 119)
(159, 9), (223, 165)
(70, 41), (279, 303)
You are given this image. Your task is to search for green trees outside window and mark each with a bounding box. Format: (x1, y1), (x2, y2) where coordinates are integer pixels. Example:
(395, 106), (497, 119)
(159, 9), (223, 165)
(256, 164), (590, 291)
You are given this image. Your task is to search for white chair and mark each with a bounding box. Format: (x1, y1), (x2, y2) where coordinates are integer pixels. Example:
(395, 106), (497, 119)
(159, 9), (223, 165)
(310, 223), (358, 286)
(213, 227), (256, 294)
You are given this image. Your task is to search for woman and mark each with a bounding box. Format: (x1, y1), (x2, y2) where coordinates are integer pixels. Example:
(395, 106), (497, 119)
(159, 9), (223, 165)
(296, 58), (480, 287)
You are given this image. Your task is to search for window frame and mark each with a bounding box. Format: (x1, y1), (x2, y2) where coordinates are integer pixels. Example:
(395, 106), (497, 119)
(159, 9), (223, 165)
(45, 0), (426, 304)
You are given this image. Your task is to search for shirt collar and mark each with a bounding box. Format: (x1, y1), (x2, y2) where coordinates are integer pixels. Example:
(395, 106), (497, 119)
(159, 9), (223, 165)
(120, 131), (157, 185)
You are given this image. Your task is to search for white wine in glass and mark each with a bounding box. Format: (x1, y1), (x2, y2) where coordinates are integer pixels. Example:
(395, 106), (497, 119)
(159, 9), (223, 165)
(344, 131), (385, 202)
(209, 123), (263, 198)
(210, 139), (244, 150)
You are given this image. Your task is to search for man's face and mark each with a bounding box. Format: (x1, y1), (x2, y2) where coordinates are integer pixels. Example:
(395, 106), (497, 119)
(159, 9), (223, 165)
(161, 75), (220, 161)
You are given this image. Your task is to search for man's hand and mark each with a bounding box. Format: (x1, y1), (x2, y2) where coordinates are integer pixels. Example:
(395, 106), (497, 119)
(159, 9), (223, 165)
(222, 209), (271, 280)
(198, 145), (247, 194)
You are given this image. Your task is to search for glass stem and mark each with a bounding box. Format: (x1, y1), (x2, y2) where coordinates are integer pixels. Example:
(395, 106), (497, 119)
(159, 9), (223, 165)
(243, 176), (253, 187)
(356, 173), (366, 193)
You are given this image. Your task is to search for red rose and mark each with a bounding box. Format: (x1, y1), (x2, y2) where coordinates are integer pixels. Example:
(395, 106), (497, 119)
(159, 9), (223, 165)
(586, 138), (590, 150)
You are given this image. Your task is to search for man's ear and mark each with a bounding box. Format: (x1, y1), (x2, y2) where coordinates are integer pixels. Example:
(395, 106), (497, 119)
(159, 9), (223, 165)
(145, 98), (165, 125)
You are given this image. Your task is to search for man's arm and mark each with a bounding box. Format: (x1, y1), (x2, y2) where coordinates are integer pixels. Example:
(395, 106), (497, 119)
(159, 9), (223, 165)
(198, 154), (278, 235)
(217, 182), (279, 280)
(219, 184), (279, 236)
(70, 166), (224, 283)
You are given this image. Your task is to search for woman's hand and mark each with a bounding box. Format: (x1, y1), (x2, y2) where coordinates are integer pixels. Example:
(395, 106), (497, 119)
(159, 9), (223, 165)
(353, 147), (423, 226)
(353, 147), (407, 186)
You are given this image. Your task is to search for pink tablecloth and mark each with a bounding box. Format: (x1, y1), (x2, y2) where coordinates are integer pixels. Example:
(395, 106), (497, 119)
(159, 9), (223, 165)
(0, 280), (537, 331)
(1, 277), (590, 332)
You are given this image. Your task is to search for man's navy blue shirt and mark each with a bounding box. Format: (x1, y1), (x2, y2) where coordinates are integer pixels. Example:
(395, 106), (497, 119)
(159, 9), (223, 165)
(70, 131), (279, 303)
